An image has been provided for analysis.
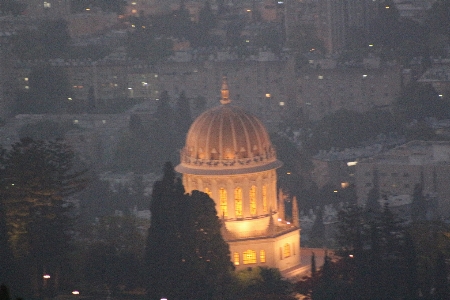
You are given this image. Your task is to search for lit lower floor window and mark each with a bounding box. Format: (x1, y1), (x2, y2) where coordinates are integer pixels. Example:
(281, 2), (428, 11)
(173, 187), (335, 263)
(234, 252), (240, 266)
(243, 249), (257, 264)
(260, 250), (266, 263)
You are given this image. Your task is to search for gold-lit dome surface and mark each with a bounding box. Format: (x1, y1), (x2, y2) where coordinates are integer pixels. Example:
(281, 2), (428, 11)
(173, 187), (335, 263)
(176, 78), (282, 175)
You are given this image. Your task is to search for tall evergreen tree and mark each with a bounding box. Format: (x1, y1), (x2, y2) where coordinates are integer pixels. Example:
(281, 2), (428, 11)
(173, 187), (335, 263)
(411, 183), (427, 222)
(153, 91), (176, 164)
(0, 138), (87, 295)
(365, 169), (381, 212)
(434, 251), (449, 299)
(145, 162), (233, 300)
(145, 162), (184, 300)
(0, 284), (11, 300)
(311, 252), (316, 278)
(310, 207), (325, 246)
(314, 203), (416, 299)
(0, 199), (14, 288)
(174, 91), (192, 149)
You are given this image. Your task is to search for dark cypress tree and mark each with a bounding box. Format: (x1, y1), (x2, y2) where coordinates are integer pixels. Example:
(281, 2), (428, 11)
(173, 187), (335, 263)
(310, 207), (325, 246)
(411, 183), (427, 222)
(403, 232), (419, 299)
(145, 162), (233, 300)
(198, 1), (217, 31)
(0, 284), (11, 300)
(434, 251), (449, 300)
(174, 91), (192, 149)
(366, 169), (381, 213)
(179, 190), (233, 299)
(0, 198), (14, 288)
(153, 91), (176, 164)
(311, 252), (316, 277)
(145, 162), (184, 300)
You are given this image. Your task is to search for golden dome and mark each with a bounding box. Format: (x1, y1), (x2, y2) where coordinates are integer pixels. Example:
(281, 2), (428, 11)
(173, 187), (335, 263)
(176, 78), (282, 175)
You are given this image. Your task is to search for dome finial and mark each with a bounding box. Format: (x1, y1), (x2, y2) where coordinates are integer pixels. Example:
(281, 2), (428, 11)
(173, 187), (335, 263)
(220, 76), (231, 105)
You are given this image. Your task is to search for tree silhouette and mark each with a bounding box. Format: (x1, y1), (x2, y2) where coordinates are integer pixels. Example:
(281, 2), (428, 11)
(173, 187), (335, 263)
(0, 138), (86, 295)
(434, 251), (450, 299)
(411, 183), (427, 222)
(145, 162), (233, 300)
(365, 169), (381, 213)
(153, 91), (177, 164)
(174, 91), (192, 149)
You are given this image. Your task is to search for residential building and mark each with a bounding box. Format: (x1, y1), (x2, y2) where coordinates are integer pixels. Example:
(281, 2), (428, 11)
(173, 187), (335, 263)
(355, 140), (450, 218)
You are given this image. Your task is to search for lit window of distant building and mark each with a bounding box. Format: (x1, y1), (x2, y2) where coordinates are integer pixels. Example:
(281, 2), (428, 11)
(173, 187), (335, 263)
(284, 243), (291, 258)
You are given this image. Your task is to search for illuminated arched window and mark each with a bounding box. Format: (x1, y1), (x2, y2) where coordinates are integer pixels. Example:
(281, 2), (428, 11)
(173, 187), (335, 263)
(262, 185), (267, 213)
(219, 188), (228, 217)
(204, 187), (212, 198)
(234, 252), (240, 266)
(249, 185), (257, 215)
(260, 250), (266, 263)
(235, 187), (243, 218)
(283, 243), (291, 258)
(243, 250), (257, 264)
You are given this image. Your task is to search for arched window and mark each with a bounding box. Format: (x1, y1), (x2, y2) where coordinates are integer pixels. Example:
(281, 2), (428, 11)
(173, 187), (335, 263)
(235, 187), (243, 218)
(204, 187), (212, 198)
(234, 252), (240, 266)
(260, 250), (266, 263)
(219, 188), (228, 217)
(262, 185), (267, 213)
(283, 243), (291, 258)
(249, 185), (257, 215)
(243, 250), (256, 264)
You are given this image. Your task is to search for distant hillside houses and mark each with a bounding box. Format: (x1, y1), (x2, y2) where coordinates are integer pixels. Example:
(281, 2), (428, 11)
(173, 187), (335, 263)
(355, 140), (450, 219)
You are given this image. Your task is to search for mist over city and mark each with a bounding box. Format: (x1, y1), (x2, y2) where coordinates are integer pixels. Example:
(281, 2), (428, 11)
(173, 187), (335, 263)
(1, 1), (450, 299)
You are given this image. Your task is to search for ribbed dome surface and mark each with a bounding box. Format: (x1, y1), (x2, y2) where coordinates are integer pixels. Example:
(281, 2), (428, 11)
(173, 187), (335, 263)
(184, 104), (272, 161)
(176, 77), (282, 175)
